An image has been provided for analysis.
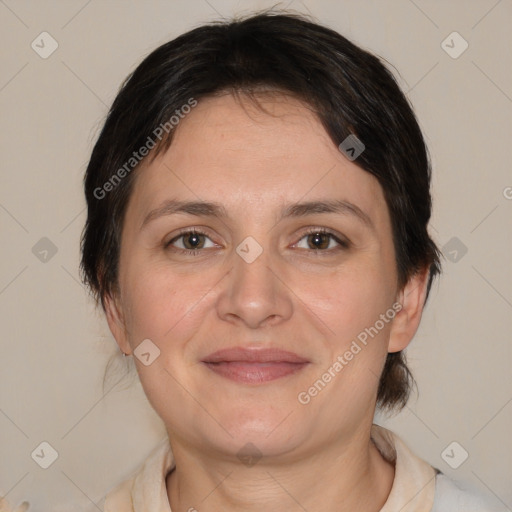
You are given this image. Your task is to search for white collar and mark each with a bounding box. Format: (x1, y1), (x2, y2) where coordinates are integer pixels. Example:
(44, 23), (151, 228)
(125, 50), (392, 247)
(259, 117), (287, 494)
(105, 424), (436, 511)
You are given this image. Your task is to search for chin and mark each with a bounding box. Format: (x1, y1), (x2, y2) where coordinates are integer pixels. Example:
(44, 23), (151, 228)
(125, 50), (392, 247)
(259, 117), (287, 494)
(213, 408), (303, 454)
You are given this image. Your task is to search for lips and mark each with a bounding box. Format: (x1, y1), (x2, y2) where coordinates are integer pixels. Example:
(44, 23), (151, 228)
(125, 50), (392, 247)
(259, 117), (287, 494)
(203, 347), (309, 364)
(202, 347), (309, 384)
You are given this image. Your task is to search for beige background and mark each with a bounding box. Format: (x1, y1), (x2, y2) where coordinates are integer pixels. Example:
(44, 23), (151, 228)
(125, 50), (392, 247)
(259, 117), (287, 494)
(1, 0), (511, 510)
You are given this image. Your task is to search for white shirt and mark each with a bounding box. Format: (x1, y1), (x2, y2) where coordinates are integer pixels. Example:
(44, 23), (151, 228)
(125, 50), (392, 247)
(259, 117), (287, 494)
(104, 424), (506, 511)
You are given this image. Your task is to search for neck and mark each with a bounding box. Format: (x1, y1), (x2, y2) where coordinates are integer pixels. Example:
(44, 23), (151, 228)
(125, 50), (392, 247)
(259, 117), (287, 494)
(166, 424), (394, 512)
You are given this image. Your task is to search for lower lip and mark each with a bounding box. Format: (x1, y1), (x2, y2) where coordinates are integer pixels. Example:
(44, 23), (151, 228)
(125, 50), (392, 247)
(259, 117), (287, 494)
(202, 361), (308, 383)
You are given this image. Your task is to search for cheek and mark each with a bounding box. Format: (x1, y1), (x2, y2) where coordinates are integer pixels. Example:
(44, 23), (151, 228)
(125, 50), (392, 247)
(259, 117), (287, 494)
(121, 261), (217, 347)
(298, 259), (395, 345)
(296, 265), (396, 414)
(120, 265), (212, 411)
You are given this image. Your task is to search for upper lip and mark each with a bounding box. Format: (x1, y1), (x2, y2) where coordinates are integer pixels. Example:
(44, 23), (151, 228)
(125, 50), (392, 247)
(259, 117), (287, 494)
(202, 347), (309, 364)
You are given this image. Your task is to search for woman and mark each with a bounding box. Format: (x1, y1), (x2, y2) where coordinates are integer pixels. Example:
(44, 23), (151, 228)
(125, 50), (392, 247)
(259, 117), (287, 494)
(79, 11), (503, 512)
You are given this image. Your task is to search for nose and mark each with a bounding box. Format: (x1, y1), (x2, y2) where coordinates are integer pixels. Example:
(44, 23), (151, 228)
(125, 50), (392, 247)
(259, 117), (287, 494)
(216, 242), (293, 329)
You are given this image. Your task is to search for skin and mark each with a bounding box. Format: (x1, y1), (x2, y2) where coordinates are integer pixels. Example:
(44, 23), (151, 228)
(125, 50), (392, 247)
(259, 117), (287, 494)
(105, 92), (430, 512)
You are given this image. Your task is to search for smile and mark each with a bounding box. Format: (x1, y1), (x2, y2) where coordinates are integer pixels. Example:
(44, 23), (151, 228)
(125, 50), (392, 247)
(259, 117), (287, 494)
(202, 361), (309, 383)
(201, 347), (310, 384)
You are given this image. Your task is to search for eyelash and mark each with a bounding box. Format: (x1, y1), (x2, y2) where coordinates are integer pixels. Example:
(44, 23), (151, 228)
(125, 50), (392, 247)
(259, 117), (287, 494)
(165, 227), (349, 256)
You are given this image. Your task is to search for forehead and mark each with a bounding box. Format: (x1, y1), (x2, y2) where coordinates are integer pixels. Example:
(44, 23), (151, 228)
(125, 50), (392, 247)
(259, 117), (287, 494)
(165, 92), (344, 172)
(128, 93), (387, 226)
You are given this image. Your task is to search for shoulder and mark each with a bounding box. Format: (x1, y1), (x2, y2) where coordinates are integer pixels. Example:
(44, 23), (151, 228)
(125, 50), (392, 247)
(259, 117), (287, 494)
(104, 476), (135, 512)
(104, 438), (175, 512)
(432, 472), (508, 512)
(371, 424), (508, 512)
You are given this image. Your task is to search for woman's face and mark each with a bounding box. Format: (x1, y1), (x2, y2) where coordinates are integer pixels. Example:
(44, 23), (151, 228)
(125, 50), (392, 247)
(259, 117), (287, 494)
(107, 93), (419, 459)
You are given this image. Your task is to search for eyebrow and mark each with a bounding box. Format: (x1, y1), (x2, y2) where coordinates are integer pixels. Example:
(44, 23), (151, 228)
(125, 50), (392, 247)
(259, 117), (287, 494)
(141, 198), (374, 230)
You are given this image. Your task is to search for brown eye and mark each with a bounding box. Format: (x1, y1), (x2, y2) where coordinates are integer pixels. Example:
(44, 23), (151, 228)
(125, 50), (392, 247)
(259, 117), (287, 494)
(166, 230), (216, 252)
(182, 232), (205, 250)
(295, 229), (347, 251)
(306, 232), (331, 250)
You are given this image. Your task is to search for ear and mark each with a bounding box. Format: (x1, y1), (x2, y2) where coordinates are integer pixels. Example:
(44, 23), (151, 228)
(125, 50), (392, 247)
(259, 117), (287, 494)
(388, 267), (430, 353)
(104, 292), (132, 356)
